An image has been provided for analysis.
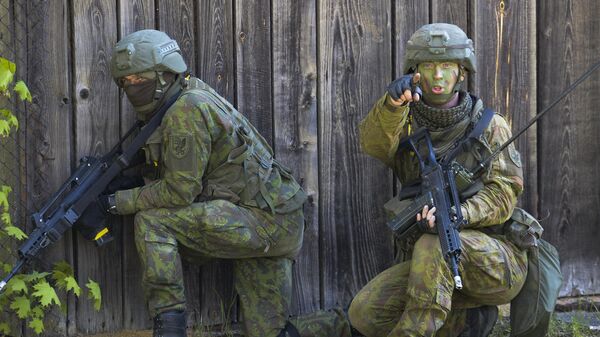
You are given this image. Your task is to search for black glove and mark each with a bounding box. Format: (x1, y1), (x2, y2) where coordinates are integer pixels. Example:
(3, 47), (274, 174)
(416, 217), (438, 234)
(74, 199), (109, 241)
(387, 74), (422, 101)
(104, 174), (144, 194)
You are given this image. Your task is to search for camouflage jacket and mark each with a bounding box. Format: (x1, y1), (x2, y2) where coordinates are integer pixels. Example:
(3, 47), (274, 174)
(115, 77), (306, 215)
(359, 92), (524, 228)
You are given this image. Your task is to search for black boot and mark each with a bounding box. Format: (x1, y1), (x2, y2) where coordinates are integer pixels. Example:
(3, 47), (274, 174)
(153, 310), (186, 337)
(458, 305), (498, 337)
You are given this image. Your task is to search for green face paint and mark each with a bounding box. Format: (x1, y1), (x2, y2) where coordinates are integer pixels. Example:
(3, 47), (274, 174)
(417, 62), (461, 106)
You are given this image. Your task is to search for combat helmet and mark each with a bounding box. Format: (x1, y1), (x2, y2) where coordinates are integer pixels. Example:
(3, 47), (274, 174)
(403, 23), (476, 74)
(110, 29), (187, 83)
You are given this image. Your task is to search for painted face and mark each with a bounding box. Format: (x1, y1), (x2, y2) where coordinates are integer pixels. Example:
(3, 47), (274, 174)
(417, 61), (461, 105)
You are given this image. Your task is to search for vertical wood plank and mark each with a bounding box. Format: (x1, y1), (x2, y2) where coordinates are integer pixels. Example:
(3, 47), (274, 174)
(471, 0), (537, 215)
(431, 0), (468, 32)
(538, 0), (600, 297)
(73, 0), (121, 333)
(318, 0), (394, 309)
(394, 0), (429, 76)
(19, 0), (75, 335)
(118, 0), (155, 330)
(235, 0), (273, 145)
(196, 0), (237, 327)
(158, 0), (196, 74)
(156, 0), (204, 329)
(272, 0), (320, 314)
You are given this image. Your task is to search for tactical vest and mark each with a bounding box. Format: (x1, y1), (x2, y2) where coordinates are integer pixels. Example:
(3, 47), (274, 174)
(142, 77), (306, 214)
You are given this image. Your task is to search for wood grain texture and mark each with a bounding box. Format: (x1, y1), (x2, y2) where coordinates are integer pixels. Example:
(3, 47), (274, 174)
(538, 0), (600, 297)
(196, 0), (237, 326)
(234, 0), (273, 145)
(272, 0), (320, 314)
(19, 0), (75, 335)
(73, 0), (121, 333)
(431, 0), (468, 32)
(394, 0), (429, 76)
(158, 0), (196, 74)
(471, 0), (537, 214)
(318, 0), (394, 309)
(156, 0), (203, 328)
(117, 0), (155, 330)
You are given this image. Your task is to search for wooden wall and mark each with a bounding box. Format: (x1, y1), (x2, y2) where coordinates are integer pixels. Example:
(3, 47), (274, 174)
(4, 0), (600, 335)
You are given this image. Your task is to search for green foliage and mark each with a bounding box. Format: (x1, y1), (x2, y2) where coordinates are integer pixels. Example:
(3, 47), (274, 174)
(0, 55), (103, 335)
(32, 280), (61, 307)
(86, 279), (102, 311)
(28, 318), (44, 334)
(10, 295), (30, 319)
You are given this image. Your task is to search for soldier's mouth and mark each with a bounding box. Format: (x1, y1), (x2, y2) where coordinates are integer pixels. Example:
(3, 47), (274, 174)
(431, 86), (444, 94)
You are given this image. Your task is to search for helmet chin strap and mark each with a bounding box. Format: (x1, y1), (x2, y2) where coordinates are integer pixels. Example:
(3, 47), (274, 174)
(452, 66), (466, 93)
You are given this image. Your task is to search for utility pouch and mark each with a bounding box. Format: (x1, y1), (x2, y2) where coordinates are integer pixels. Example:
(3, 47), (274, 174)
(503, 208), (544, 250)
(510, 239), (563, 337)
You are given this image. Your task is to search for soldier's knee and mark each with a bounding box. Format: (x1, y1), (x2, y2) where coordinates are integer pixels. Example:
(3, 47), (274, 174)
(414, 233), (442, 257)
(348, 293), (376, 336)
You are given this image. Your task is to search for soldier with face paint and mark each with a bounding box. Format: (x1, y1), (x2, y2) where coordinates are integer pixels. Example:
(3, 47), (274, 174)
(350, 23), (528, 337)
(99, 29), (351, 337)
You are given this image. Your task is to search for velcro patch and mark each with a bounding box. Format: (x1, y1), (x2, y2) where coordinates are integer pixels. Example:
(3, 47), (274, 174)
(170, 133), (191, 159)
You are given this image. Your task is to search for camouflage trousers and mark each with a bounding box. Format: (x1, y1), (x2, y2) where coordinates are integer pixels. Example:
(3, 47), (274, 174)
(134, 199), (350, 337)
(348, 230), (528, 337)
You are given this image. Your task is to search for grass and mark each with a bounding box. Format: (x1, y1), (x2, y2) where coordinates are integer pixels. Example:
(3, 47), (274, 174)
(489, 311), (600, 337)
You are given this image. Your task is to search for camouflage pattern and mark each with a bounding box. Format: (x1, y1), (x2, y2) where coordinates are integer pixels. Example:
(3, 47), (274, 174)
(353, 91), (528, 336)
(349, 231), (527, 337)
(115, 77), (349, 337)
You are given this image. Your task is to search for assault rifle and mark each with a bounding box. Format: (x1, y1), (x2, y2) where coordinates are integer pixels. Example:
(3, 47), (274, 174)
(0, 91), (181, 293)
(386, 60), (600, 290)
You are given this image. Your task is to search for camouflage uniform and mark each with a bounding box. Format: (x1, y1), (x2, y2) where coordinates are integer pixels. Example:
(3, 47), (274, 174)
(349, 89), (528, 337)
(113, 76), (349, 337)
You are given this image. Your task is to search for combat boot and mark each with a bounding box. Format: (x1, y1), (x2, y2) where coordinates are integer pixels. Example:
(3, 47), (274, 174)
(458, 305), (498, 337)
(153, 310), (186, 337)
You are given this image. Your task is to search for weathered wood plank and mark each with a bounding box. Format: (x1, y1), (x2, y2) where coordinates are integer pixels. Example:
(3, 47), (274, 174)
(118, 0), (155, 330)
(538, 0), (600, 297)
(196, 0), (237, 327)
(272, 0), (320, 314)
(73, 0), (121, 333)
(158, 0), (196, 74)
(234, 0), (273, 145)
(431, 0), (469, 33)
(471, 1), (537, 214)
(394, 0), (429, 76)
(156, 1), (203, 329)
(18, 0), (75, 335)
(318, 0), (394, 309)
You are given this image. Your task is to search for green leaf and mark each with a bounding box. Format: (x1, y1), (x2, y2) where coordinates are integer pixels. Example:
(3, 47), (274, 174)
(53, 261), (74, 276)
(0, 322), (11, 335)
(0, 186), (11, 211)
(24, 271), (50, 282)
(0, 57), (15, 93)
(64, 276), (81, 297)
(13, 80), (31, 102)
(2, 262), (12, 273)
(10, 295), (31, 319)
(0, 109), (19, 131)
(9, 276), (27, 295)
(52, 261), (75, 291)
(28, 318), (44, 334)
(2, 212), (11, 226)
(6, 225), (27, 240)
(30, 306), (44, 319)
(0, 119), (9, 137)
(32, 280), (60, 307)
(86, 279), (101, 311)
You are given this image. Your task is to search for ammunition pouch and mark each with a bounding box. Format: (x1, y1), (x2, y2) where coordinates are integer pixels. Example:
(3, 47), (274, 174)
(502, 208), (544, 250)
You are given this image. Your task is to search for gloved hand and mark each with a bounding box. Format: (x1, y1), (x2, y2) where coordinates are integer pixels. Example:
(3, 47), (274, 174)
(74, 198), (109, 241)
(416, 204), (437, 234)
(104, 174), (144, 194)
(387, 73), (422, 106)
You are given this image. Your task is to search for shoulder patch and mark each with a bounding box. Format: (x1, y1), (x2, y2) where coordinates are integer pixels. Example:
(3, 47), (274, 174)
(508, 143), (522, 168)
(170, 133), (191, 159)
